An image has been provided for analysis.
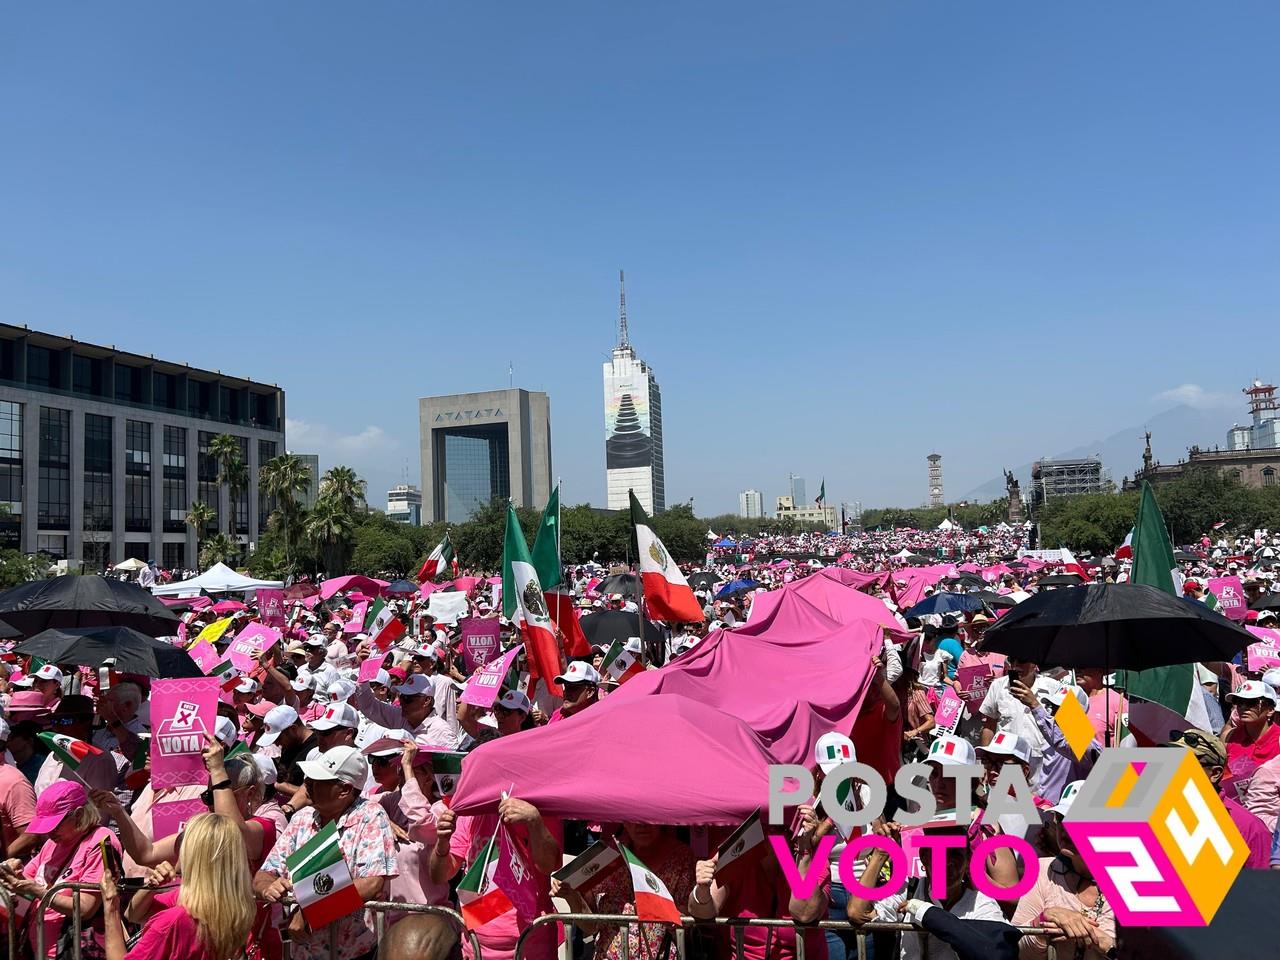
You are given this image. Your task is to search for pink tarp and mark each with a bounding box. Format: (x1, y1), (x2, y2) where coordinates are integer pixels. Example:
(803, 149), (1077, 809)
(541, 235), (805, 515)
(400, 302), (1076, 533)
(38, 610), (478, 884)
(418, 581), (441, 599)
(451, 695), (780, 825)
(319, 575), (389, 601)
(893, 564), (957, 610)
(816, 567), (890, 592)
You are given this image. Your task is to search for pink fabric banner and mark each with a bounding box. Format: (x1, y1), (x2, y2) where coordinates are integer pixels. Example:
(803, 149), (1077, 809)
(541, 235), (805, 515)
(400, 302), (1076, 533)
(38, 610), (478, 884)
(1246, 627), (1280, 671)
(345, 601), (369, 634)
(152, 798), (208, 840)
(151, 677), (220, 789)
(255, 589), (287, 627)
(1207, 577), (1248, 620)
(460, 617), (502, 674)
(226, 623), (281, 674)
(460, 644), (523, 709)
(358, 656), (386, 682)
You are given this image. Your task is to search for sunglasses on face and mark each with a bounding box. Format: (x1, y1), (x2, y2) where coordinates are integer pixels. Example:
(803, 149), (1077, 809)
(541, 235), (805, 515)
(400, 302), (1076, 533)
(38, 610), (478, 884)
(370, 755), (398, 767)
(399, 694), (425, 704)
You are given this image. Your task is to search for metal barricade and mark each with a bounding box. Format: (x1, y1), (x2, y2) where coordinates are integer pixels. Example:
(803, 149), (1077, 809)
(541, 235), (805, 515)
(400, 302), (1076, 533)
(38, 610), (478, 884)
(364, 900), (482, 960)
(0, 885), (16, 960)
(513, 912), (1059, 960)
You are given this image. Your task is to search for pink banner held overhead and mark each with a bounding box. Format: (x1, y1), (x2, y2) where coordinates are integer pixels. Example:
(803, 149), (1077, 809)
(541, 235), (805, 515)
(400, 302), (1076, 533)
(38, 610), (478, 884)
(1207, 577), (1248, 620)
(256, 589), (287, 628)
(226, 623), (282, 674)
(151, 677), (219, 789)
(460, 617), (502, 673)
(460, 644), (523, 710)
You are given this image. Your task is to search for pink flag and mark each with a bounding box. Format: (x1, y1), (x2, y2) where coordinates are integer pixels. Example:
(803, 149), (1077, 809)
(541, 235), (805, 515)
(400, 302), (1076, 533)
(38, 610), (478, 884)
(955, 660), (995, 718)
(151, 678), (220, 789)
(460, 644), (523, 710)
(346, 601), (369, 635)
(933, 687), (964, 734)
(1207, 577), (1248, 621)
(494, 824), (539, 921)
(358, 656), (386, 683)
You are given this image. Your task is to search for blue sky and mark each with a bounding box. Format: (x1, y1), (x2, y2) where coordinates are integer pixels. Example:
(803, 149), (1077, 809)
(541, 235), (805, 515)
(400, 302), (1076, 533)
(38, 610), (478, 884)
(3, 2), (1276, 514)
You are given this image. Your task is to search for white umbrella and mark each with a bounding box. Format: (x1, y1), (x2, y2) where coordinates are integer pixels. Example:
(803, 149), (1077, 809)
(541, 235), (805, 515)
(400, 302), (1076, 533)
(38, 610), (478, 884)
(114, 558), (148, 573)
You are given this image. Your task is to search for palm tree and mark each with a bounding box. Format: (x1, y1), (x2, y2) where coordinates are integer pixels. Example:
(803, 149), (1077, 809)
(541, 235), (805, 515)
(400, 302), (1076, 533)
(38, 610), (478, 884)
(199, 532), (237, 569)
(318, 465), (366, 513)
(209, 433), (244, 535)
(259, 453), (311, 574)
(185, 500), (216, 560)
(305, 497), (356, 575)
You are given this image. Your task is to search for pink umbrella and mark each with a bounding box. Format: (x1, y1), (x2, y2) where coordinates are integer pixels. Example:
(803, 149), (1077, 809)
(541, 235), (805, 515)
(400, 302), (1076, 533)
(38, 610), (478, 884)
(211, 600), (246, 614)
(418, 581), (441, 599)
(450, 576), (481, 594)
(319, 575), (389, 601)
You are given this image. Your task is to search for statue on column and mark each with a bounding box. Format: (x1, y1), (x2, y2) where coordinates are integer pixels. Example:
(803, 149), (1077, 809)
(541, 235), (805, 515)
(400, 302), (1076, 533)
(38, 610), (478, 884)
(1142, 431), (1153, 473)
(1005, 469), (1024, 524)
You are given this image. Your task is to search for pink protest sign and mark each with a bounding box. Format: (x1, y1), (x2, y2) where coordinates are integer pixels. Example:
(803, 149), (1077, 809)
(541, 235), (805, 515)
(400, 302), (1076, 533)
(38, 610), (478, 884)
(152, 798), (208, 840)
(151, 677), (219, 789)
(256, 589), (287, 628)
(1207, 577), (1248, 620)
(460, 617), (502, 674)
(187, 640), (221, 675)
(1246, 630), (1280, 672)
(460, 644), (523, 709)
(934, 687), (964, 734)
(345, 601), (369, 635)
(955, 662), (995, 717)
(227, 623), (282, 674)
(358, 656), (386, 683)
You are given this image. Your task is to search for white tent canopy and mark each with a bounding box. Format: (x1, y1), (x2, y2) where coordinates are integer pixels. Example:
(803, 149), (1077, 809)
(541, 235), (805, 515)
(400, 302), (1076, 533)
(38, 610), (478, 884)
(151, 562), (283, 597)
(937, 518), (956, 531)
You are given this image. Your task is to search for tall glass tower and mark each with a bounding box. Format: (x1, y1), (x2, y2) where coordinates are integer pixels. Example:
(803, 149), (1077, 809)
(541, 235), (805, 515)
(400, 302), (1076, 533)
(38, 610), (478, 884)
(603, 272), (665, 513)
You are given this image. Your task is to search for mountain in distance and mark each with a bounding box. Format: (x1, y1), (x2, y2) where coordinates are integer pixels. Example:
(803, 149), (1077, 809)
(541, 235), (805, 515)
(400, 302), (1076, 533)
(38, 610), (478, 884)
(961, 404), (1233, 503)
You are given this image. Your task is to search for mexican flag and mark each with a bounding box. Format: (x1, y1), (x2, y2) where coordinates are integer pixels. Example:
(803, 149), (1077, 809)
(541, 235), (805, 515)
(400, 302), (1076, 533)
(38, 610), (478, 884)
(1060, 548), (1090, 581)
(502, 502), (563, 697)
(125, 738), (150, 790)
(530, 485), (590, 658)
(1120, 482), (1210, 745)
(630, 491), (704, 624)
(457, 831), (513, 930)
(551, 840), (622, 895)
(714, 810), (767, 879)
(601, 639), (645, 684)
(209, 659), (243, 693)
(365, 599), (406, 651)
(285, 821), (363, 928)
(423, 749), (466, 796)
(417, 534), (456, 583)
(1115, 528), (1134, 561)
(620, 844), (682, 924)
(39, 732), (102, 769)
(815, 478), (825, 505)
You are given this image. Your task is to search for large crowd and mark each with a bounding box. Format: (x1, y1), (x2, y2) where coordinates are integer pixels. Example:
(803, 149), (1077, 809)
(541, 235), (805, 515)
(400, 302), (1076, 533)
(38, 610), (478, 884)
(0, 520), (1277, 960)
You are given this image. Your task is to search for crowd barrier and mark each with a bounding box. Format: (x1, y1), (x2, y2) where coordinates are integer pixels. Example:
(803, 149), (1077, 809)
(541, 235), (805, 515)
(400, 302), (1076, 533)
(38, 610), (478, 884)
(24, 883), (1057, 960)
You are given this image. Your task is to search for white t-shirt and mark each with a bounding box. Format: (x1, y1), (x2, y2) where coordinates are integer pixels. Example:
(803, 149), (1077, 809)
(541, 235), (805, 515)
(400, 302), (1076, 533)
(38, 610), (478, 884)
(873, 884), (1005, 960)
(979, 675), (1048, 773)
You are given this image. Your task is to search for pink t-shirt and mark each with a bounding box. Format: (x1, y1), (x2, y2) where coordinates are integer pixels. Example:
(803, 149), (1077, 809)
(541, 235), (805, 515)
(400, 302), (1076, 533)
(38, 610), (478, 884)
(24, 826), (118, 958)
(450, 812), (562, 960)
(0, 762), (36, 848)
(126, 891), (216, 960)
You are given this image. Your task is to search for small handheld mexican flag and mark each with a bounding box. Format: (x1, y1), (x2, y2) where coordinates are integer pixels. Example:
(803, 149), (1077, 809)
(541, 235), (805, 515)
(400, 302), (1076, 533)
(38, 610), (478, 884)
(364, 599), (406, 652)
(422, 749), (466, 796)
(620, 844), (682, 923)
(600, 639), (645, 684)
(457, 831), (513, 930)
(417, 533), (456, 583)
(209, 659), (242, 693)
(552, 840), (622, 895)
(124, 738), (150, 790)
(285, 821), (363, 929)
(39, 732), (103, 769)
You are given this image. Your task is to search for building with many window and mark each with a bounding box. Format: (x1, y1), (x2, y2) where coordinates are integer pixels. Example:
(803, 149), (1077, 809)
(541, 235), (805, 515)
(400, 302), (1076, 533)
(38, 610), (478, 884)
(386, 484), (422, 525)
(0, 324), (285, 569)
(603, 272), (665, 514)
(774, 495), (837, 529)
(290, 452), (320, 509)
(419, 388), (552, 523)
(738, 489), (764, 518)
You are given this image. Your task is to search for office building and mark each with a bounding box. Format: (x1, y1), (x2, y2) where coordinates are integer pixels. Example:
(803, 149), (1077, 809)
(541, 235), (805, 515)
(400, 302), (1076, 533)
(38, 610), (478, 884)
(387, 483), (422, 525)
(775, 495), (837, 529)
(419, 388), (552, 523)
(0, 323), (285, 568)
(604, 272), (665, 514)
(739, 489), (764, 518)
(789, 476), (807, 506)
(1030, 457), (1112, 512)
(290, 453), (320, 509)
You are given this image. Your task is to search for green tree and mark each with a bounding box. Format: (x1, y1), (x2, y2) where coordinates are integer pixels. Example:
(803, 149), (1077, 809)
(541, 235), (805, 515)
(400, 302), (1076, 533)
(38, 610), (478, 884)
(199, 532), (237, 568)
(185, 500), (216, 560)
(318, 466), (366, 513)
(305, 497), (357, 574)
(209, 434), (244, 536)
(259, 453), (312, 575)
(648, 503), (708, 564)
(350, 525), (417, 577)
(0, 550), (53, 587)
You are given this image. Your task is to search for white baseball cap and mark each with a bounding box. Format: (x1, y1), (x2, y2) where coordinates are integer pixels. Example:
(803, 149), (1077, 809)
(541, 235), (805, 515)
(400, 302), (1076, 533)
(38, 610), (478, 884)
(1041, 682), (1088, 710)
(926, 734), (978, 767)
(32, 665), (64, 683)
(624, 636), (643, 655)
(304, 634), (327, 648)
(976, 731), (1032, 765)
(814, 732), (856, 774)
(395, 674), (434, 697)
(1049, 779), (1086, 817)
(297, 745), (368, 787)
(1228, 680), (1279, 707)
(289, 671), (316, 693)
(369, 669), (391, 687)
(1261, 668), (1280, 698)
(309, 701), (359, 731)
(554, 661), (602, 685)
(326, 679), (356, 703)
(214, 715), (239, 749)
(234, 677), (260, 695)
(251, 753), (278, 787)
(496, 690), (532, 714)
(257, 704), (300, 746)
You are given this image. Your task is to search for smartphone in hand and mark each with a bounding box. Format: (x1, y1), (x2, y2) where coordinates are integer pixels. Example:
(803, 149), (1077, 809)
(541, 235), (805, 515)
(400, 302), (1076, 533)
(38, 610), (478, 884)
(100, 838), (124, 882)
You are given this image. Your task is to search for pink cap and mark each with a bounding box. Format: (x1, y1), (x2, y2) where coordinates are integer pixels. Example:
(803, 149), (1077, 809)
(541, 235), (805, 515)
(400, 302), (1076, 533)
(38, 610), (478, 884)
(244, 700), (279, 719)
(28, 780), (87, 834)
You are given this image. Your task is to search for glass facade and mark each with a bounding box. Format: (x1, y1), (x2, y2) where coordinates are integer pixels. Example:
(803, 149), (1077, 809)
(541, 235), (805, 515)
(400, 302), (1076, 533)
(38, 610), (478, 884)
(0, 401), (20, 548)
(37, 534), (67, 559)
(197, 431), (220, 535)
(126, 420), (151, 533)
(83, 413), (112, 534)
(258, 440), (277, 534)
(234, 435), (250, 535)
(442, 425), (509, 521)
(37, 407), (70, 529)
(163, 425), (187, 533)
(162, 541), (185, 570)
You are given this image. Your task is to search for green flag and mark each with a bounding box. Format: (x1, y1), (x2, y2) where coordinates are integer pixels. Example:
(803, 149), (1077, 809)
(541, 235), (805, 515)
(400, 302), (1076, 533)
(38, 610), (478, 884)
(529, 484), (563, 591)
(1121, 481), (1208, 744)
(815, 479), (825, 505)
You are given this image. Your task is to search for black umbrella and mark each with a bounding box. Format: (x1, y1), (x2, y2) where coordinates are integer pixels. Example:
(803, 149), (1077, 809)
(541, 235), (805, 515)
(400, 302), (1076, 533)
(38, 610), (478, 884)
(971, 590), (1018, 609)
(595, 573), (639, 599)
(1249, 594), (1280, 612)
(1035, 573), (1086, 587)
(579, 609), (664, 649)
(14, 626), (203, 678)
(688, 572), (723, 591)
(979, 583), (1252, 671)
(1174, 550), (1200, 562)
(0, 576), (179, 636)
(0, 619), (19, 640)
(946, 574), (988, 589)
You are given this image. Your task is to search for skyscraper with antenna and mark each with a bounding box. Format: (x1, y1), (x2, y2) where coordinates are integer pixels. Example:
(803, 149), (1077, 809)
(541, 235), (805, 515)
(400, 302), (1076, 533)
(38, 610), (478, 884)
(603, 270), (666, 513)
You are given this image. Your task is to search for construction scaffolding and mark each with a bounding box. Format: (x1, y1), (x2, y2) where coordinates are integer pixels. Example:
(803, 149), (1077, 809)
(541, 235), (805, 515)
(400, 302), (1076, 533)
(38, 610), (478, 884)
(1030, 456), (1113, 512)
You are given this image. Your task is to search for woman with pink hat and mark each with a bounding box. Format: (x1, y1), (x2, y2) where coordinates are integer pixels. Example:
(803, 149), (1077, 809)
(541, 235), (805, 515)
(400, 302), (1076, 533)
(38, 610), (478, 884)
(0, 779), (120, 958)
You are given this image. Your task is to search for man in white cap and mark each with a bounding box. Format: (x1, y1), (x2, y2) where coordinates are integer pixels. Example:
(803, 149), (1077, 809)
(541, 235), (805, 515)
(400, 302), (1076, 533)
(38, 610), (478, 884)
(256, 705), (314, 808)
(308, 702), (360, 754)
(407, 641), (460, 734)
(978, 657), (1048, 781)
(548, 662), (601, 723)
(350, 674), (458, 749)
(256, 745), (397, 960)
